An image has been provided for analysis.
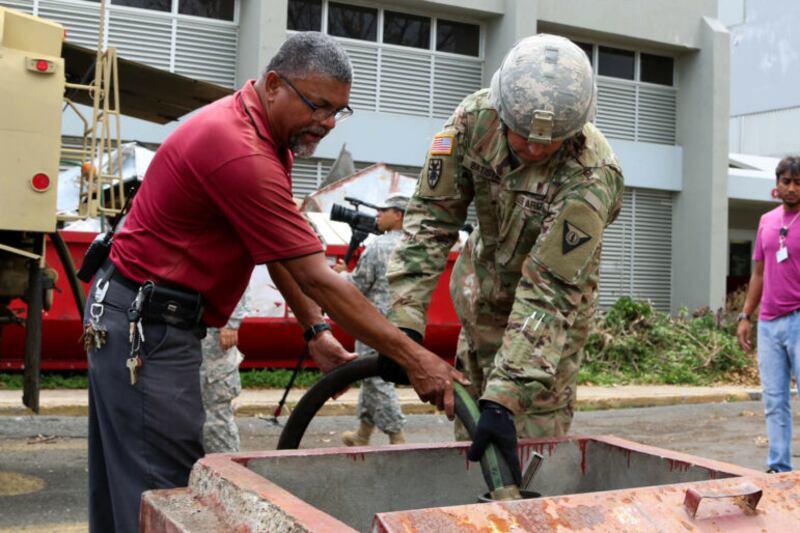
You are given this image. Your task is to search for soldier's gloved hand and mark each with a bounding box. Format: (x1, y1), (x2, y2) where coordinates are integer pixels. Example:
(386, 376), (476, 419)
(376, 328), (422, 385)
(467, 400), (522, 486)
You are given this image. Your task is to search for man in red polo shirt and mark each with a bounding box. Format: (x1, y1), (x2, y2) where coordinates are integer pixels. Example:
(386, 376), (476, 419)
(84, 32), (466, 533)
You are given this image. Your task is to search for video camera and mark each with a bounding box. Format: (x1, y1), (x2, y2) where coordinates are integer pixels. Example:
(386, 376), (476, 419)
(330, 197), (381, 263)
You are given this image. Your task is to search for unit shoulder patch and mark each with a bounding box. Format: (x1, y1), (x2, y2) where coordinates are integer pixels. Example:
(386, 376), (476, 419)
(534, 201), (603, 285)
(562, 220), (592, 254)
(427, 158), (443, 190)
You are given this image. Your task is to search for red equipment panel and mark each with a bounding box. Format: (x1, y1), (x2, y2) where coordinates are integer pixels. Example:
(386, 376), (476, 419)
(0, 232), (461, 370)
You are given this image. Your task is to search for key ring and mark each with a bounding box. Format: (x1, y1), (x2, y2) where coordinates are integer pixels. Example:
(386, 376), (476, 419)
(90, 303), (104, 321)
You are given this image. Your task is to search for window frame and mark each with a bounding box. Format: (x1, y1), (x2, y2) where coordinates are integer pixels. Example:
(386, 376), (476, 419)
(287, 0), (484, 59)
(597, 45), (636, 81)
(433, 16), (481, 58)
(287, 0), (323, 32)
(639, 51), (676, 87)
(99, 0), (239, 24)
(326, 0), (379, 42)
(382, 8), (432, 51)
(568, 38), (677, 87)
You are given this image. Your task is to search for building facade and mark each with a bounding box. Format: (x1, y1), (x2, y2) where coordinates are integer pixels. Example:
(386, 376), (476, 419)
(719, 0), (796, 292)
(3, 0), (730, 313)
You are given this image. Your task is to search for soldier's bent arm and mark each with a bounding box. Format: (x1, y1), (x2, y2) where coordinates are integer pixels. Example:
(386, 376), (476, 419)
(387, 108), (475, 335)
(482, 166), (624, 414)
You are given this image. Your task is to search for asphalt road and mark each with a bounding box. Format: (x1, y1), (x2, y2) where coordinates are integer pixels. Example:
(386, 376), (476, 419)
(1, 401), (797, 532)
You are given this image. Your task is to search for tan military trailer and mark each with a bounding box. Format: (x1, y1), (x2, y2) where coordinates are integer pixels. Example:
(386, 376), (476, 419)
(0, 5), (231, 412)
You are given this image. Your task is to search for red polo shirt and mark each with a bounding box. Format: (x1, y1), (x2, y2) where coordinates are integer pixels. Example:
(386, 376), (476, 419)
(110, 80), (323, 327)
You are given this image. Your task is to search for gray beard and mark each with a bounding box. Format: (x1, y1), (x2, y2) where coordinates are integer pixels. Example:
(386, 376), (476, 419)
(290, 138), (320, 158)
(289, 126), (327, 158)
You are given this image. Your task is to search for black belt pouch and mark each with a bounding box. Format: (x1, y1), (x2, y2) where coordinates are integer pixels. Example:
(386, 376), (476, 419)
(140, 283), (204, 330)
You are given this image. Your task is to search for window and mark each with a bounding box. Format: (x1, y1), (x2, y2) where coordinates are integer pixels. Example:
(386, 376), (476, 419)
(287, 0), (322, 31)
(575, 41), (593, 65)
(112, 0), (170, 11)
(436, 19), (479, 57)
(383, 11), (430, 49)
(640, 53), (674, 86)
(729, 241), (752, 278)
(178, 0), (234, 21)
(598, 46), (634, 80)
(328, 2), (377, 42)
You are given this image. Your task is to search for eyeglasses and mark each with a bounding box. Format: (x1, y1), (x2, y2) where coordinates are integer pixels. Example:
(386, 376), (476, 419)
(278, 74), (353, 123)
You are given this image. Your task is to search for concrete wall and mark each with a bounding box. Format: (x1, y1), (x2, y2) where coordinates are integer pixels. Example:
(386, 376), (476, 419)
(724, 0), (800, 156)
(236, 0), (289, 86)
(536, 0), (715, 49)
(727, 0), (800, 116)
(672, 17), (730, 312)
(392, 0), (504, 17)
(483, 0), (537, 86)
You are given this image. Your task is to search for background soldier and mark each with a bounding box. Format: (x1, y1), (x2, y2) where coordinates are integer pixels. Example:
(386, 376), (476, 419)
(386, 34), (625, 479)
(335, 193), (410, 446)
(200, 287), (250, 453)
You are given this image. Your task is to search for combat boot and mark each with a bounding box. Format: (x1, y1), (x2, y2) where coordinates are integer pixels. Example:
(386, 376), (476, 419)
(388, 430), (406, 445)
(341, 421), (374, 446)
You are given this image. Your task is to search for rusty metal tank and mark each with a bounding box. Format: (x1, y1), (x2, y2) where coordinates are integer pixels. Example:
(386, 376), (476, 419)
(138, 435), (800, 532)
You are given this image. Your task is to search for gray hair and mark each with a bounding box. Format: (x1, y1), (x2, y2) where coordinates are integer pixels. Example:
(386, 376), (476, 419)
(266, 32), (352, 83)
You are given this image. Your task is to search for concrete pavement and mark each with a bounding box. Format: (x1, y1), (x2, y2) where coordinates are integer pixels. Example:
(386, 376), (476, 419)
(0, 384), (764, 416)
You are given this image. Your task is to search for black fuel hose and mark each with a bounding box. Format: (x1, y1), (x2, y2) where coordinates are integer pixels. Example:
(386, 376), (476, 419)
(49, 231), (85, 315)
(276, 356), (519, 494)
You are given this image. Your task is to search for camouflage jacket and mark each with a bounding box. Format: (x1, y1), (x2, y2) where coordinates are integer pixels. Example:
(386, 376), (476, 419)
(387, 89), (624, 413)
(223, 287), (250, 330)
(345, 230), (403, 315)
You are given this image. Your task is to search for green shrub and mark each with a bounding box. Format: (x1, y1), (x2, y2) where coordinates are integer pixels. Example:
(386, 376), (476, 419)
(240, 368), (322, 388)
(579, 297), (753, 385)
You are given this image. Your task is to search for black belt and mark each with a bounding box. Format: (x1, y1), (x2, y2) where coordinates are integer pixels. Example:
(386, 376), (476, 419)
(101, 260), (205, 335)
(103, 260), (140, 293)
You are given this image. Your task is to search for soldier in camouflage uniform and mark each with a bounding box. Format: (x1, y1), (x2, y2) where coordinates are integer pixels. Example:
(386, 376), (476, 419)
(386, 35), (624, 469)
(335, 193), (409, 445)
(200, 287), (250, 453)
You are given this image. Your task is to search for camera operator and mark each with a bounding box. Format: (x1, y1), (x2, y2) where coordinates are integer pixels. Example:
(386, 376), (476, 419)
(333, 193), (409, 446)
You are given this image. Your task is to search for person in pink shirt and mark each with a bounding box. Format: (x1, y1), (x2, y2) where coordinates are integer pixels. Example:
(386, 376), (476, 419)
(738, 155), (800, 473)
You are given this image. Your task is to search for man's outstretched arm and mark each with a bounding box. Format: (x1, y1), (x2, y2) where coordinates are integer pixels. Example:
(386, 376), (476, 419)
(276, 251), (468, 418)
(268, 261), (356, 374)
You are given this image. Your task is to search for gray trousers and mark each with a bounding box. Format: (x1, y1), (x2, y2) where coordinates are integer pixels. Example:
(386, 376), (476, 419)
(86, 263), (205, 533)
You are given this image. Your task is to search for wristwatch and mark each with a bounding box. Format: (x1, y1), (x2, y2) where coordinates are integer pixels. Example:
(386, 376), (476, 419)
(737, 312), (751, 322)
(303, 322), (332, 342)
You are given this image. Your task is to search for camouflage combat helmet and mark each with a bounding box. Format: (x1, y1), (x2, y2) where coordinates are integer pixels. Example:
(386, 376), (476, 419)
(489, 34), (596, 144)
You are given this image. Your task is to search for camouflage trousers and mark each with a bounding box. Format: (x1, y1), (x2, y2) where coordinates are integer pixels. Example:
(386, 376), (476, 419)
(453, 318), (585, 441)
(355, 343), (406, 434)
(200, 330), (243, 453)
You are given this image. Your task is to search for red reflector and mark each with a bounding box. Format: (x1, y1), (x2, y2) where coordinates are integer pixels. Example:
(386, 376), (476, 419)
(31, 173), (50, 191)
(36, 60), (50, 72)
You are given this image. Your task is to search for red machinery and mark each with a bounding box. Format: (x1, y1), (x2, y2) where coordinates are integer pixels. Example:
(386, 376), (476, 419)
(0, 231), (460, 370)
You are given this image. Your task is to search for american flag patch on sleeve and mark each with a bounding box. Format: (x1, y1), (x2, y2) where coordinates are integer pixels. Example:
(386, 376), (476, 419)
(430, 133), (455, 156)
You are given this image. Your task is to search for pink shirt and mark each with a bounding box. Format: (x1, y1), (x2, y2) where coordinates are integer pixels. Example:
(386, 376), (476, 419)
(110, 81), (323, 327)
(753, 205), (800, 320)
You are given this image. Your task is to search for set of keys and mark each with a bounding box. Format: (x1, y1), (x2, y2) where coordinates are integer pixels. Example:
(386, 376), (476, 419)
(83, 279), (110, 352)
(82, 274), (149, 386)
(126, 285), (147, 386)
